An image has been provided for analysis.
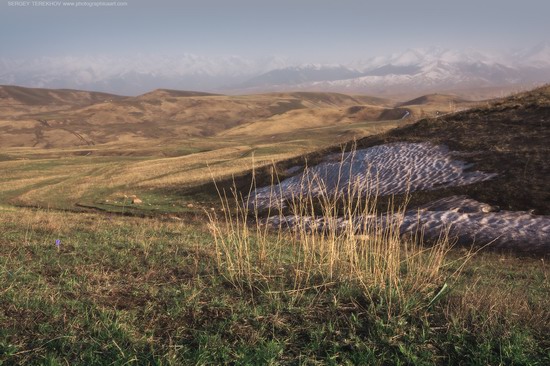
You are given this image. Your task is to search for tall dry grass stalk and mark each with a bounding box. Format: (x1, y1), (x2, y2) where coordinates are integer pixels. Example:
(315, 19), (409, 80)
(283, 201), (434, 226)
(208, 147), (465, 313)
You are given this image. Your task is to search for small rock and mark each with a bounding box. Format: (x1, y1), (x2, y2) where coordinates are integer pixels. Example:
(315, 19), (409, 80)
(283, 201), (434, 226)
(187, 203), (194, 208)
(132, 198), (143, 204)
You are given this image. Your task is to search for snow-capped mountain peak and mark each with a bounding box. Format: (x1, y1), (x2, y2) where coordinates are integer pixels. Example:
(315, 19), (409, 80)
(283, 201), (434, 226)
(0, 45), (548, 95)
(236, 46), (549, 95)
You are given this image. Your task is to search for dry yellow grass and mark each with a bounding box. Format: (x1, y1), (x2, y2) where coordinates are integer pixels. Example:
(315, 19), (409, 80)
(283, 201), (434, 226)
(207, 156), (462, 314)
(0, 86), (456, 149)
(0, 121), (405, 210)
(0, 86), (476, 211)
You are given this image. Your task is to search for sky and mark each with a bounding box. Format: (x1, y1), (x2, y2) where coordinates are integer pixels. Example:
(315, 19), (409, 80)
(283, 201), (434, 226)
(1, 0), (549, 63)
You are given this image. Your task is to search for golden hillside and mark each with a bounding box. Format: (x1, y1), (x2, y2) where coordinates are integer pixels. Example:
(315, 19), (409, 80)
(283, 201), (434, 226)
(0, 87), (409, 150)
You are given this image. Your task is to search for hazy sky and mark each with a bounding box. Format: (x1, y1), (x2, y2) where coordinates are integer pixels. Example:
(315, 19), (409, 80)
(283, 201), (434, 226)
(1, 0), (549, 63)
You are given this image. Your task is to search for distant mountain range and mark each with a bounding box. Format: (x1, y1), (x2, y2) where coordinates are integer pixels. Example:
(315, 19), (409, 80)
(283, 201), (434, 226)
(232, 46), (550, 96)
(1, 44), (549, 96)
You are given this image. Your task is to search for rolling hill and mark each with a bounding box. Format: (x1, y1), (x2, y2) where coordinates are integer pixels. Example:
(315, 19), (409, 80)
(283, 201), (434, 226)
(0, 86), (425, 150)
(0, 85), (123, 116)
(0, 85), (478, 213)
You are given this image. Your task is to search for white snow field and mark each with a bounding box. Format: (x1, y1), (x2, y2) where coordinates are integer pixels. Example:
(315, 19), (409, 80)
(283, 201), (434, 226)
(265, 196), (550, 252)
(250, 142), (497, 211)
(250, 143), (549, 251)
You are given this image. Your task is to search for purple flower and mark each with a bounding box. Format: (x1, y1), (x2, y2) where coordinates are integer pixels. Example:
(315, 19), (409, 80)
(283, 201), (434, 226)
(55, 239), (61, 249)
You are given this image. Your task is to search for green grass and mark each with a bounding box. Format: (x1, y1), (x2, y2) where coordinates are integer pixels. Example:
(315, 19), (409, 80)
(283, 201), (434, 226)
(0, 208), (548, 365)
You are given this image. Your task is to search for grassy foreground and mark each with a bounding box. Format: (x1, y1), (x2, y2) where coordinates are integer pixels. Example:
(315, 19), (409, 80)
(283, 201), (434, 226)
(0, 86), (548, 364)
(0, 206), (548, 365)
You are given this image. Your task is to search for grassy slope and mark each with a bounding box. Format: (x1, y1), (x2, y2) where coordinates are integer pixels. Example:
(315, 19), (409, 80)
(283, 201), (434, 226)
(0, 85), (123, 107)
(0, 208), (548, 365)
(0, 86), (476, 216)
(0, 87), (421, 214)
(0, 85), (123, 119)
(0, 118), (403, 215)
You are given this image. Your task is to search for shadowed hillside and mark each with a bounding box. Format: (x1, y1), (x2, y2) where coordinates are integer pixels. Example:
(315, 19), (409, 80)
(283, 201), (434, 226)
(360, 85), (550, 214)
(398, 93), (469, 107)
(261, 85), (549, 215)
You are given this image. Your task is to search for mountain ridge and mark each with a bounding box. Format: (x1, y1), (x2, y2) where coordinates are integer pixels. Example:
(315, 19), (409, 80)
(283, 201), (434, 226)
(1, 45), (549, 96)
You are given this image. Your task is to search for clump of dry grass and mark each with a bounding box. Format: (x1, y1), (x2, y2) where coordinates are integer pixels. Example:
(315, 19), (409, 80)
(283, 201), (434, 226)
(208, 152), (467, 314)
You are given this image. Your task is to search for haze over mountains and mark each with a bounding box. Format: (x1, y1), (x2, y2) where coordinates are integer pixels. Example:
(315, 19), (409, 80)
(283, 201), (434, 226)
(1, 44), (549, 96)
